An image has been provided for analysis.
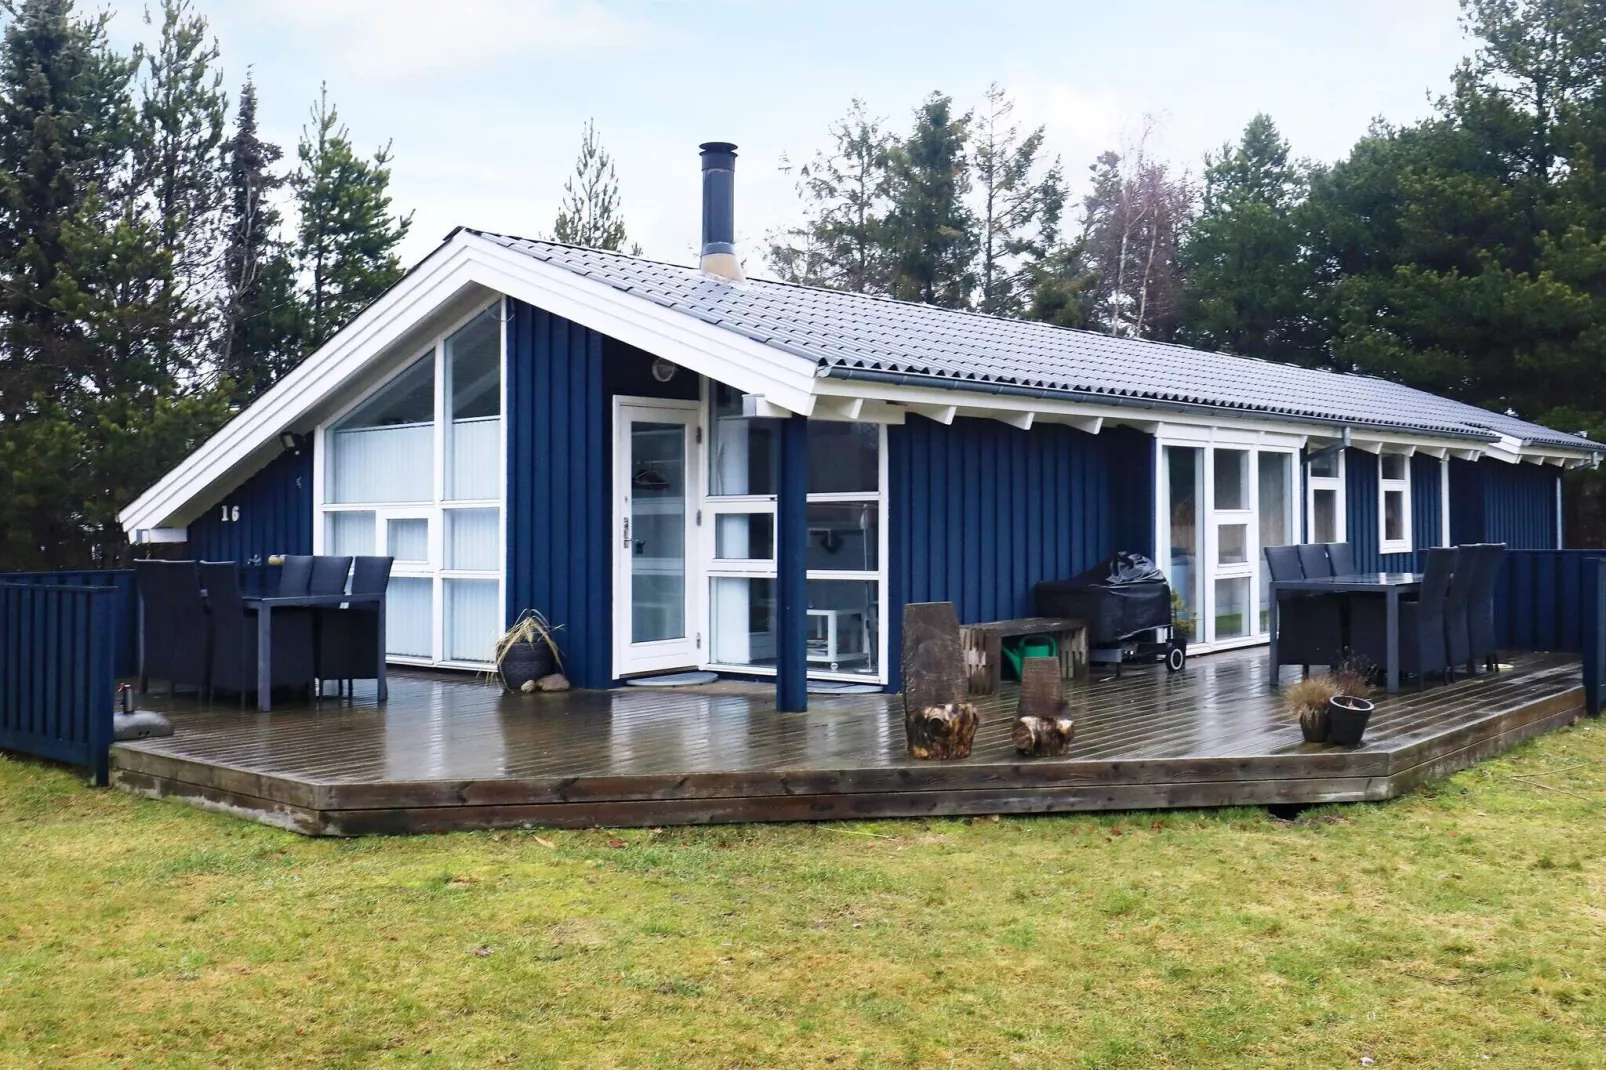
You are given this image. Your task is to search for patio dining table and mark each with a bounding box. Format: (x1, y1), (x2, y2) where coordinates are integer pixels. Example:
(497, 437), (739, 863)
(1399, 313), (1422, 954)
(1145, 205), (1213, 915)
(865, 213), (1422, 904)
(1268, 572), (1423, 694)
(243, 593), (387, 711)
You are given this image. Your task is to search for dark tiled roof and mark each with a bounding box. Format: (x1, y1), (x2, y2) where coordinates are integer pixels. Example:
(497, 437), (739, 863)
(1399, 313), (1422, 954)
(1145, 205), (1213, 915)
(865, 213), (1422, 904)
(472, 230), (1601, 453)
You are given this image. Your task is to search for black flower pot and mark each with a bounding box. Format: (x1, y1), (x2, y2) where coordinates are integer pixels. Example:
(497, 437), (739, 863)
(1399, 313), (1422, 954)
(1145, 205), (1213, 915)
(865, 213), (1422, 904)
(1325, 695), (1375, 747)
(498, 641), (556, 692)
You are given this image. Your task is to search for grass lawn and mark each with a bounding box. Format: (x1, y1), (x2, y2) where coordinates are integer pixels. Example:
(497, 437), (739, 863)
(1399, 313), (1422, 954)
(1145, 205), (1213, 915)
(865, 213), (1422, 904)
(2, 727), (1605, 1069)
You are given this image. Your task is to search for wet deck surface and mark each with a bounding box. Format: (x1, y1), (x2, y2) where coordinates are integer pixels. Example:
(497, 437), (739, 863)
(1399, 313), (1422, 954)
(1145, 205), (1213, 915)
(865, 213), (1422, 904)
(111, 648), (1586, 834)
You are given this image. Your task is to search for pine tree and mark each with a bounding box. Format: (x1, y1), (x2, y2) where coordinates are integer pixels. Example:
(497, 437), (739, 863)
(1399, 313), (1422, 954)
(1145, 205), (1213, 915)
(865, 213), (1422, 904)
(883, 93), (977, 307)
(220, 75), (299, 395)
(133, 0), (226, 375)
(1178, 114), (1316, 362)
(767, 99), (894, 292)
(294, 84), (411, 351)
(972, 83), (1065, 317)
(551, 118), (637, 253)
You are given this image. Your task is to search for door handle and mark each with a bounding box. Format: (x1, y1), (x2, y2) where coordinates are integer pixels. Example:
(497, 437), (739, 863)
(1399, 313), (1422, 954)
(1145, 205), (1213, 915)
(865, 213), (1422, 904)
(622, 515), (630, 549)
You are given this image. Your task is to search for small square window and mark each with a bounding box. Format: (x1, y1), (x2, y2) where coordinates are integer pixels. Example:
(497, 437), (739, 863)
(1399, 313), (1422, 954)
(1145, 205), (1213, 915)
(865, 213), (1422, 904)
(1309, 451), (1340, 479)
(1384, 490), (1406, 543)
(1312, 490), (1338, 543)
(1381, 454), (1407, 481)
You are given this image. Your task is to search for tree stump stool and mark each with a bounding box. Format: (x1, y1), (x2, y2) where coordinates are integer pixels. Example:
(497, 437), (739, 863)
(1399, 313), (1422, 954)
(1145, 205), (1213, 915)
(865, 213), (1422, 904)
(901, 602), (978, 760)
(1012, 656), (1075, 757)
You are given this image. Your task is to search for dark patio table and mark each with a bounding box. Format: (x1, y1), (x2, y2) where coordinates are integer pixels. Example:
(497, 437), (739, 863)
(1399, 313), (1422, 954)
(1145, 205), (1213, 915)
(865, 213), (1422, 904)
(1268, 572), (1422, 694)
(242, 593), (387, 711)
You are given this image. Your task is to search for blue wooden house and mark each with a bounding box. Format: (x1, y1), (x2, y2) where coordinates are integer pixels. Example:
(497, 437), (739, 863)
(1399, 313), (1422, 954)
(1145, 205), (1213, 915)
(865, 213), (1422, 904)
(119, 142), (1603, 709)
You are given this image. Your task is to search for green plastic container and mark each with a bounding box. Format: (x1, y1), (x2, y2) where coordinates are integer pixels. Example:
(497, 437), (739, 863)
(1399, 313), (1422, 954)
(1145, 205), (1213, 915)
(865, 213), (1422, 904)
(1001, 633), (1058, 680)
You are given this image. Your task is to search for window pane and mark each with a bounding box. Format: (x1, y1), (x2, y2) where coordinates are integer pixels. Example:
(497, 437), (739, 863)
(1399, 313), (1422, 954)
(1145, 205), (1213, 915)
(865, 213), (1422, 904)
(1257, 452), (1293, 636)
(447, 307), (502, 501)
(807, 501), (879, 571)
(1384, 489), (1406, 542)
(709, 383), (778, 496)
(1214, 449), (1248, 511)
(327, 511), (375, 557)
(710, 576), (776, 667)
(444, 578), (500, 663)
(630, 421), (686, 643)
(714, 512), (774, 560)
(385, 518), (428, 563)
(446, 508), (499, 570)
(447, 308), (500, 420)
(1218, 523), (1248, 565)
(1309, 450), (1339, 479)
(1313, 489), (1338, 543)
(807, 579), (878, 676)
(1165, 446), (1202, 626)
(1215, 577), (1250, 641)
(386, 577), (433, 658)
(1381, 454), (1407, 481)
(328, 354), (435, 503)
(808, 422), (879, 494)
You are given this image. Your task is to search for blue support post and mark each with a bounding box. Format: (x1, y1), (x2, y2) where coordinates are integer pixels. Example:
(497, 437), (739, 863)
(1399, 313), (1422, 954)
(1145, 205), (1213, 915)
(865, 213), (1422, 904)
(1584, 557), (1605, 718)
(776, 414), (809, 712)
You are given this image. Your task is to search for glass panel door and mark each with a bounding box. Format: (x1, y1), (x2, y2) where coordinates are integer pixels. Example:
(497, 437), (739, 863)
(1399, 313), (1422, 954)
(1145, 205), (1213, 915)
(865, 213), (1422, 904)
(1210, 448), (1254, 643)
(1161, 446), (1203, 639)
(615, 402), (700, 676)
(1257, 452), (1294, 634)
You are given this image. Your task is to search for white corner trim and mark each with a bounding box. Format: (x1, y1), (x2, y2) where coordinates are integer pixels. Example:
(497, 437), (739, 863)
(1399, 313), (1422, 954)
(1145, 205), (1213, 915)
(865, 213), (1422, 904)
(134, 527), (187, 544)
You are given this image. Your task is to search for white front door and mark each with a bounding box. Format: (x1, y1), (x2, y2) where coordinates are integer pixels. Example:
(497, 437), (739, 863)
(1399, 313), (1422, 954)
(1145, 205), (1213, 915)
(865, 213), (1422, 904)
(613, 399), (700, 677)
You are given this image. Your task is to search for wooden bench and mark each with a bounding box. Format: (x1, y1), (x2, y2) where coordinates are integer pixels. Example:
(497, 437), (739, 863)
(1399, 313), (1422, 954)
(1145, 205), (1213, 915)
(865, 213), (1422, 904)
(959, 616), (1088, 696)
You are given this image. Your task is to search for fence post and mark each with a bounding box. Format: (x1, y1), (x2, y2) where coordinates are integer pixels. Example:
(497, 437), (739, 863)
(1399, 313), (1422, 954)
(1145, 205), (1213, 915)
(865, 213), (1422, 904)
(1586, 558), (1606, 719)
(87, 590), (115, 785)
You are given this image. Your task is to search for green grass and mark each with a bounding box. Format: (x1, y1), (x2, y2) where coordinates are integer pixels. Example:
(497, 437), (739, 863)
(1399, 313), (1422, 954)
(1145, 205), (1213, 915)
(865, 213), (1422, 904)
(2, 724), (1605, 1069)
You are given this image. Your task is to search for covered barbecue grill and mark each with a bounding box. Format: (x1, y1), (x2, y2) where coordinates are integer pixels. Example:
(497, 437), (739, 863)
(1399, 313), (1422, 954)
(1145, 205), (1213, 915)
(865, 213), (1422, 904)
(1033, 551), (1186, 672)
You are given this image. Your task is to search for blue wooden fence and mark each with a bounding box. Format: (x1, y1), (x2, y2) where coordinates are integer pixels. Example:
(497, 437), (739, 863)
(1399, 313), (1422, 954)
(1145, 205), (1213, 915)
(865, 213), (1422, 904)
(0, 570), (138, 676)
(1492, 549), (1606, 716)
(0, 582), (118, 784)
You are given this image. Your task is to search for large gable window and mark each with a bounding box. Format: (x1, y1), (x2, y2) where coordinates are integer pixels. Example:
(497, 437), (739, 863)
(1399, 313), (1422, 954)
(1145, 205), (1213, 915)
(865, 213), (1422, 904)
(1379, 452), (1412, 555)
(317, 301), (504, 668)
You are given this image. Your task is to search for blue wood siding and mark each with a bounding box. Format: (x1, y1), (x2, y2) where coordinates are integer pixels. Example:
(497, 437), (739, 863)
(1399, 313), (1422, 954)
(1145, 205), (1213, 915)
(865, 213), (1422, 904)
(1449, 458), (1558, 549)
(505, 300), (612, 689)
(886, 417), (1151, 689)
(0, 581), (117, 783)
(1344, 449), (1444, 571)
(186, 447), (313, 563)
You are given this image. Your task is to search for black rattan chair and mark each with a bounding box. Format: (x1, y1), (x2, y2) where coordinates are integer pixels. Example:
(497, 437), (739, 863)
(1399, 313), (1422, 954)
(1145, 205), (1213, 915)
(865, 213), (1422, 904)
(309, 555), (353, 596)
(277, 555), (314, 596)
(1266, 545), (1343, 674)
(1352, 546), (1454, 688)
(201, 561), (315, 707)
(316, 556), (393, 698)
(134, 559), (210, 696)
(1325, 542), (1356, 576)
(1443, 547), (1475, 677)
(1297, 543), (1334, 579)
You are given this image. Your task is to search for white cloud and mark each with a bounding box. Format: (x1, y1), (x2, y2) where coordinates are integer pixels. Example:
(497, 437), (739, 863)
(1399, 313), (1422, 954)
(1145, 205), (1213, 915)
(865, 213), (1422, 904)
(238, 0), (653, 78)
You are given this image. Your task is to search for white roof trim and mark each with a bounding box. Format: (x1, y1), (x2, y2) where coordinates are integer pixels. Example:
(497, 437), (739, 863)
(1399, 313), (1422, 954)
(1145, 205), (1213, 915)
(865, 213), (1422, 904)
(119, 231), (825, 535)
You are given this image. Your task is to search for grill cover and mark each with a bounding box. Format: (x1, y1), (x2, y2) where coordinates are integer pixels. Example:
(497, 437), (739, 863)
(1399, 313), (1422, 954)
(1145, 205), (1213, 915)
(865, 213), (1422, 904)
(1033, 552), (1172, 645)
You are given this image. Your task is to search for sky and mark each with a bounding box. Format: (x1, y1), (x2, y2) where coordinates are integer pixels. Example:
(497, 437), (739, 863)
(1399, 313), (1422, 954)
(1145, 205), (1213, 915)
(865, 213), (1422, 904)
(98, 0), (1474, 274)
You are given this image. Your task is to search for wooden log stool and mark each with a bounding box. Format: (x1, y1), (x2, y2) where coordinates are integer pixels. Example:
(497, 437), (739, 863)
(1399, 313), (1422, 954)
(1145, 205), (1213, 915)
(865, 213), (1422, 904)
(1012, 655), (1075, 757)
(901, 602), (979, 760)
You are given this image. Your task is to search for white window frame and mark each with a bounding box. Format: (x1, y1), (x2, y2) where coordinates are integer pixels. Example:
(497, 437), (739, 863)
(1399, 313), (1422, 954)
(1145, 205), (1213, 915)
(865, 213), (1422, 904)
(1378, 451), (1413, 555)
(698, 379), (891, 685)
(313, 297), (506, 670)
(1306, 448), (1346, 545)
(1154, 425), (1303, 653)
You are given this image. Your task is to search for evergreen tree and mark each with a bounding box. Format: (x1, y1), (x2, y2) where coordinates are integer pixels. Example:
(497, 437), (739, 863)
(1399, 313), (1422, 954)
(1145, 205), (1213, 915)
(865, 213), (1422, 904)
(220, 75), (299, 395)
(766, 99), (894, 292)
(883, 92), (977, 307)
(294, 84), (411, 351)
(551, 118), (637, 253)
(972, 83), (1065, 317)
(133, 0), (225, 374)
(1178, 114), (1316, 361)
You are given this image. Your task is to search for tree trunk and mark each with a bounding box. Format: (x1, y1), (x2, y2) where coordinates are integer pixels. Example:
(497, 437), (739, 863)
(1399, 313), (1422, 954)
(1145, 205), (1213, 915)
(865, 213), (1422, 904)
(901, 601), (977, 760)
(1013, 655), (1074, 756)
(907, 702), (979, 760)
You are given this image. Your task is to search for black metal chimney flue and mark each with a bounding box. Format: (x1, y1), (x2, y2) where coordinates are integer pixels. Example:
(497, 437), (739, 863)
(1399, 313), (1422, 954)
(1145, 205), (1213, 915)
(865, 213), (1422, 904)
(698, 141), (743, 281)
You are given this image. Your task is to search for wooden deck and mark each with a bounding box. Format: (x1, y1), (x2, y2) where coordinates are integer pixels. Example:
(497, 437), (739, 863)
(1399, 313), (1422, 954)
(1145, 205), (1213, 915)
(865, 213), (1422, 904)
(110, 648), (1588, 835)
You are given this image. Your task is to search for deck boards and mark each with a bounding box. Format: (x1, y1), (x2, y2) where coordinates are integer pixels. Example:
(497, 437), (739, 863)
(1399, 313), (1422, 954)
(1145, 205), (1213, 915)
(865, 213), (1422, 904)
(110, 648), (1587, 834)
